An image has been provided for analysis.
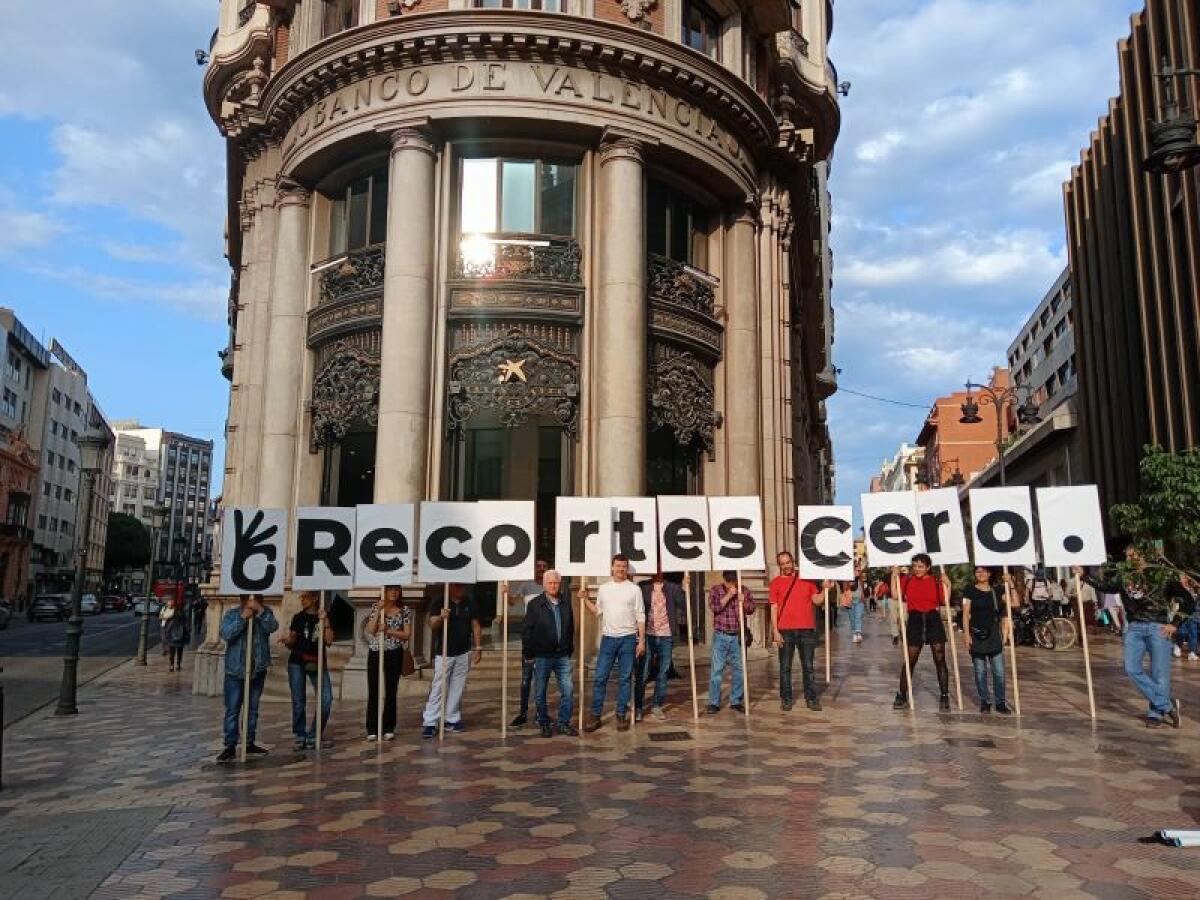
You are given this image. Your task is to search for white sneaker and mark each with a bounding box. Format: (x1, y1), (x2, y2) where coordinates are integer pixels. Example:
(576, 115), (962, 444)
(651, 706), (666, 721)
(1173, 645), (1182, 658)
(366, 734), (378, 742)
(383, 733), (395, 741)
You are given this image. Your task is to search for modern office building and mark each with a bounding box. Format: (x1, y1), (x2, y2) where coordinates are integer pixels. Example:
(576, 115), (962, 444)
(1064, 0), (1199, 527)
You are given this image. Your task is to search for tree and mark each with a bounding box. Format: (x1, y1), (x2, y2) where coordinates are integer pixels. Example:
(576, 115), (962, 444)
(1111, 445), (1200, 583)
(105, 513), (152, 575)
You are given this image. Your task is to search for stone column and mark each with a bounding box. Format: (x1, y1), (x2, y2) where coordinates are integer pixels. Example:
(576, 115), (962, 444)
(723, 200), (762, 498)
(594, 134), (647, 496)
(258, 180), (312, 510)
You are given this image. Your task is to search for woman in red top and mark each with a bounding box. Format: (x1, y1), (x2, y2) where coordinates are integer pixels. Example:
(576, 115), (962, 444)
(891, 553), (953, 711)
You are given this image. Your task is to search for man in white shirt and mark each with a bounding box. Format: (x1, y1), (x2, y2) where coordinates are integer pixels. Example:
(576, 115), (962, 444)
(581, 554), (645, 733)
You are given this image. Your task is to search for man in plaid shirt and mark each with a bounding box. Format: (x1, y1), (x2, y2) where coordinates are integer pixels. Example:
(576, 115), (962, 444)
(707, 570), (756, 714)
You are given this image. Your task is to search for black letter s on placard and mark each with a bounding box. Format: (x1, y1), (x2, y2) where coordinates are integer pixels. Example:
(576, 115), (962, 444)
(232, 510), (278, 591)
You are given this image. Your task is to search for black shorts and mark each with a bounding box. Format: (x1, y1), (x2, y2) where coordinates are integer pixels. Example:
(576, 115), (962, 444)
(905, 609), (947, 646)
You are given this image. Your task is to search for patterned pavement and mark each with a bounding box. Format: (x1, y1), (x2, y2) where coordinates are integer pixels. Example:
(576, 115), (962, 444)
(1, 611), (1198, 900)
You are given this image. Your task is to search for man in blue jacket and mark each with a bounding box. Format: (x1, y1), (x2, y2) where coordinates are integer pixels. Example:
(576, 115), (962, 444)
(635, 572), (685, 721)
(217, 594), (279, 762)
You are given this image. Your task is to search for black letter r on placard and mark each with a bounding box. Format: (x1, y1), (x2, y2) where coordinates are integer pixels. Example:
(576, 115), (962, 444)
(232, 510), (278, 591)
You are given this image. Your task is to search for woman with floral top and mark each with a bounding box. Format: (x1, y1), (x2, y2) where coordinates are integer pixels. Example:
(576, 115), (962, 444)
(365, 585), (411, 741)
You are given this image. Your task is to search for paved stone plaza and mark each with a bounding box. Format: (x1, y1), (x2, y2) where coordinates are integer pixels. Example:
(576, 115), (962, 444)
(2, 616), (1198, 900)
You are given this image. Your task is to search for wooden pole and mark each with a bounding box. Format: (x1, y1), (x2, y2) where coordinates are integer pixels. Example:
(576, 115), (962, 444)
(438, 583), (451, 742)
(940, 566), (964, 711)
(1074, 572), (1097, 719)
(685, 576), (699, 722)
(316, 591), (326, 750)
(1001, 567), (1022, 716)
(501, 582), (509, 739)
(895, 576), (915, 711)
(578, 581), (588, 732)
(823, 585), (831, 684)
(377, 587), (386, 742)
(735, 572), (751, 719)
(239, 611), (254, 762)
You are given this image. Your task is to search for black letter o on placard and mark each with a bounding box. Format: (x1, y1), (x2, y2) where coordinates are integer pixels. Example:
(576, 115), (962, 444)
(977, 510), (1030, 553)
(481, 524), (531, 568)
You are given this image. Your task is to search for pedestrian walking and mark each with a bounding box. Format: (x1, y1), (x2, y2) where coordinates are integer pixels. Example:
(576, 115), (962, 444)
(892, 555), (953, 712)
(769, 552), (824, 712)
(522, 570), (578, 737)
(582, 555), (645, 733)
(961, 567), (1011, 714)
(217, 594), (278, 763)
(282, 591), (334, 750)
(1077, 547), (1195, 728)
(509, 559), (551, 729)
(707, 570), (755, 714)
(365, 586), (410, 741)
(162, 599), (191, 673)
(635, 571), (684, 721)
(420, 584), (481, 739)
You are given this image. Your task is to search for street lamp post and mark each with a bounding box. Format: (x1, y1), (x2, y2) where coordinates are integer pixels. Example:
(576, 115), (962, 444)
(137, 503), (168, 666)
(958, 380), (1041, 487)
(55, 429), (111, 716)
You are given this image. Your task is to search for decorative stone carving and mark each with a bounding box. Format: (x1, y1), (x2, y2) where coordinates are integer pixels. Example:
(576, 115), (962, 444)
(619, 0), (657, 22)
(648, 343), (718, 459)
(310, 347), (380, 450)
(647, 254), (717, 317)
(319, 245), (385, 304)
(447, 327), (580, 436)
(452, 239), (581, 284)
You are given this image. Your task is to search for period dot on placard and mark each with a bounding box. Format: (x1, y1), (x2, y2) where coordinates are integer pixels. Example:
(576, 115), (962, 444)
(1063, 535), (1084, 553)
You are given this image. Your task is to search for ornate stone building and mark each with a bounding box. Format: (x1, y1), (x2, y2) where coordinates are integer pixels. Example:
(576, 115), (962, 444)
(200, 0), (839, 690)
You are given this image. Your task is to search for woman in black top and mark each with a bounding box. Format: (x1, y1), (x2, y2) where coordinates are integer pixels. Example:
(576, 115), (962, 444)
(961, 567), (1011, 715)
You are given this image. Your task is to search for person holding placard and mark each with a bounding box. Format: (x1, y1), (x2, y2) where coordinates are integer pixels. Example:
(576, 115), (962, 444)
(1076, 548), (1194, 729)
(769, 551), (825, 712)
(961, 567), (1011, 715)
(522, 570), (578, 738)
(508, 559), (551, 729)
(216, 594), (279, 763)
(582, 555), (645, 733)
(365, 586), (411, 741)
(891, 555), (952, 713)
(707, 571), (756, 714)
(420, 584), (482, 739)
(635, 571), (685, 722)
(281, 591), (334, 750)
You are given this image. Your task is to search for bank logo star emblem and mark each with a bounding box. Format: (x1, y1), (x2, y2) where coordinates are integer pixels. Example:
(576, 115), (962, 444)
(497, 358), (527, 384)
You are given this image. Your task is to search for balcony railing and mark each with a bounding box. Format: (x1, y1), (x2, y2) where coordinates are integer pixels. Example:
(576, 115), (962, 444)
(452, 236), (582, 284)
(647, 254), (717, 317)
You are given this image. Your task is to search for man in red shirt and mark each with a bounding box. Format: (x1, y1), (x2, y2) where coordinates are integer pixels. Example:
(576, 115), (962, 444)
(769, 551), (829, 712)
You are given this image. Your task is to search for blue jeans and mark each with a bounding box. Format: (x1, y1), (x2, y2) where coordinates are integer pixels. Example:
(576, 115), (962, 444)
(971, 653), (1006, 706)
(635, 635), (673, 710)
(534, 655), (574, 726)
(1124, 621), (1174, 718)
(287, 663), (332, 741)
(709, 632), (745, 706)
(850, 599), (865, 634)
(591, 634), (636, 716)
(223, 670), (267, 748)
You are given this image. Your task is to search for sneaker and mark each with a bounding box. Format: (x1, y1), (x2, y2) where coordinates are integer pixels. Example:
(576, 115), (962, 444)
(939, 694), (951, 712)
(1173, 645), (1182, 658)
(583, 712), (602, 733)
(893, 693), (908, 710)
(510, 715), (527, 729)
(540, 722), (554, 738)
(1165, 700), (1181, 729)
(421, 726), (436, 739)
(293, 737), (307, 751)
(731, 703), (746, 714)
(706, 704), (720, 715)
(449, 722), (466, 734)
(980, 702), (992, 714)
(651, 706), (667, 721)
(634, 708), (644, 723)
(366, 734), (378, 742)
(994, 702), (1013, 715)
(616, 713), (630, 732)
(557, 723), (579, 737)
(781, 699), (794, 712)
(383, 733), (395, 741)
(806, 699), (822, 712)
(245, 743), (268, 756)
(216, 745), (236, 763)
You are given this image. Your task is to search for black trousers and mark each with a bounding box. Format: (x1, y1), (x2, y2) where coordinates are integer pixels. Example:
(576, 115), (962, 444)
(366, 648), (403, 735)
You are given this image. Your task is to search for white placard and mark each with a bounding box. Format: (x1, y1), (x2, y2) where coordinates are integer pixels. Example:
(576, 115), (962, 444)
(220, 508), (288, 597)
(554, 497), (614, 577)
(1037, 486), (1107, 567)
(861, 491), (924, 567)
(796, 505), (854, 581)
(610, 497), (659, 576)
(293, 506), (357, 590)
(915, 488), (971, 566)
(476, 500), (536, 582)
(708, 496), (766, 571)
(355, 504), (415, 587)
(969, 487), (1038, 567)
(657, 495), (712, 572)
(419, 502), (477, 584)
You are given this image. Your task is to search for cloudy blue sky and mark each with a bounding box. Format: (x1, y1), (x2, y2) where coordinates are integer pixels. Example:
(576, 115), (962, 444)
(0, 0), (1144, 501)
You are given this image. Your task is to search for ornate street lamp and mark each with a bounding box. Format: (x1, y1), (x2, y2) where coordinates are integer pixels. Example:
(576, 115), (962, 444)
(959, 379), (1041, 487)
(1144, 58), (1200, 175)
(55, 428), (111, 716)
(137, 502), (169, 666)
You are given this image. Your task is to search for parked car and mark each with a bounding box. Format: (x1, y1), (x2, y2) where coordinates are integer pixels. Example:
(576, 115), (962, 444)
(132, 598), (163, 617)
(29, 594), (69, 622)
(100, 595), (126, 613)
(80, 594), (101, 615)
(0, 599), (11, 629)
